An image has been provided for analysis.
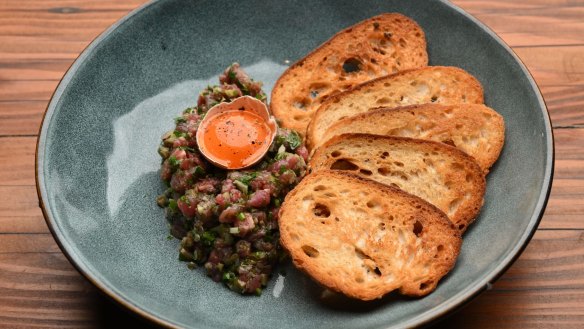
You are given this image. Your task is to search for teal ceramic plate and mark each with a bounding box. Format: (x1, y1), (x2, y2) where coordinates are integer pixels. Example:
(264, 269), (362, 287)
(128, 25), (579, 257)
(36, 0), (553, 328)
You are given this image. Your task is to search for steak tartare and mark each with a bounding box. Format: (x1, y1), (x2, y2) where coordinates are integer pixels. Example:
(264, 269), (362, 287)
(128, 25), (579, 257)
(157, 64), (308, 295)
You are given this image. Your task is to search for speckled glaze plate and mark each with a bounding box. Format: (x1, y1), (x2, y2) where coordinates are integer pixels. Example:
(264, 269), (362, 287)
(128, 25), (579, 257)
(36, 0), (553, 328)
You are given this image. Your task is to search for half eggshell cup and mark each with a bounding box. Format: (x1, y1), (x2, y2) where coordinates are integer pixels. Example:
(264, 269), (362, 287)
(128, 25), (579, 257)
(196, 96), (278, 170)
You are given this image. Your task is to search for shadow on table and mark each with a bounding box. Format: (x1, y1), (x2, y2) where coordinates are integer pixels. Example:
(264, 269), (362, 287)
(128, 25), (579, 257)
(94, 293), (160, 328)
(93, 290), (471, 329)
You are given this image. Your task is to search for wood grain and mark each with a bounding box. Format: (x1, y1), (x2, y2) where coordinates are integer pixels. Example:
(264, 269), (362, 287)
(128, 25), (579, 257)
(0, 186), (45, 234)
(0, 53), (582, 136)
(454, 0), (584, 47)
(0, 0), (582, 328)
(0, 230), (582, 328)
(0, 101), (46, 137)
(541, 85), (584, 127)
(0, 137), (36, 186)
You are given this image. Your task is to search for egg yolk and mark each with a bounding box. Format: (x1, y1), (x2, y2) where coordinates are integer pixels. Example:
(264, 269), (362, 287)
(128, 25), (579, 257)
(199, 110), (271, 168)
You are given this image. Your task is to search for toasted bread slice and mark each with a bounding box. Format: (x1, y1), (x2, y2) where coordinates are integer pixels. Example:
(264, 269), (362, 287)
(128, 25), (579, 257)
(307, 66), (484, 149)
(310, 134), (485, 232)
(279, 170), (462, 300)
(316, 104), (504, 172)
(271, 13), (428, 135)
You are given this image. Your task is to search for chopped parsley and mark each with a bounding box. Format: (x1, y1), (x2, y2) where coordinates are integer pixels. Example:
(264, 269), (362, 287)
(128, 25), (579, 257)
(168, 199), (178, 211)
(286, 131), (302, 150)
(168, 156), (180, 167)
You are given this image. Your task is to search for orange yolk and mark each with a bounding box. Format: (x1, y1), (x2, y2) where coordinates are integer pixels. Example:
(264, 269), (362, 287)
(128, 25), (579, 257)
(199, 110), (271, 168)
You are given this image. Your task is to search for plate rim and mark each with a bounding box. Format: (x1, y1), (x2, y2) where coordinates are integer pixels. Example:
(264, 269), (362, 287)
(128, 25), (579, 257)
(35, 0), (555, 328)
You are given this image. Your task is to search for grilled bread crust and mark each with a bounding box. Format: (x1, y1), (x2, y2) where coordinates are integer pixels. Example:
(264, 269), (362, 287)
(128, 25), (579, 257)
(307, 66), (484, 149)
(278, 170), (462, 300)
(316, 104), (504, 172)
(271, 13), (428, 136)
(310, 134), (486, 232)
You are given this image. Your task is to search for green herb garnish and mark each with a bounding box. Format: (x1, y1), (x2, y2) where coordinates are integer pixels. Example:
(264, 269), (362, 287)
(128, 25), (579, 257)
(286, 131), (302, 150)
(168, 156), (180, 167)
(168, 199), (178, 211)
(201, 231), (217, 247)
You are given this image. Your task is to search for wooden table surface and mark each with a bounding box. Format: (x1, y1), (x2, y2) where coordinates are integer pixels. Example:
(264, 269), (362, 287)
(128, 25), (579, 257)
(0, 0), (583, 328)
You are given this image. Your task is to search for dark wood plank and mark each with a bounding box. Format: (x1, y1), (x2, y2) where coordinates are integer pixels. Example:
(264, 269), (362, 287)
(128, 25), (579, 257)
(1, 47), (581, 87)
(541, 85), (584, 127)
(439, 290), (584, 329)
(0, 234), (60, 254)
(0, 137), (36, 186)
(0, 80), (57, 102)
(0, 185), (46, 234)
(0, 0), (144, 10)
(453, 0), (584, 47)
(0, 101), (46, 136)
(0, 230), (582, 328)
(0, 0), (145, 61)
(0, 0), (580, 56)
(0, 55), (581, 137)
(0, 59), (71, 81)
(0, 0), (582, 327)
(0, 0), (580, 58)
(494, 230), (584, 290)
(515, 46), (584, 87)
(0, 252), (156, 329)
(1, 83), (582, 137)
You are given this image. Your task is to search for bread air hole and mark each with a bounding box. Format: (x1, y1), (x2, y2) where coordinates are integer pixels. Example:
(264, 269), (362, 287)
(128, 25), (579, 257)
(308, 82), (331, 100)
(293, 97), (310, 111)
(399, 38), (407, 48)
(366, 200), (380, 209)
(434, 244), (444, 258)
(313, 185), (326, 191)
(342, 57), (362, 74)
(313, 203), (331, 218)
(376, 97), (390, 105)
(359, 169), (373, 176)
(355, 247), (380, 277)
(378, 167), (393, 177)
(413, 220), (423, 237)
(442, 139), (456, 147)
(331, 150), (342, 158)
(330, 159), (359, 171)
(451, 162), (464, 171)
(302, 245), (320, 258)
(373, 47), (386, 55)
(420, 280), (433, 290)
